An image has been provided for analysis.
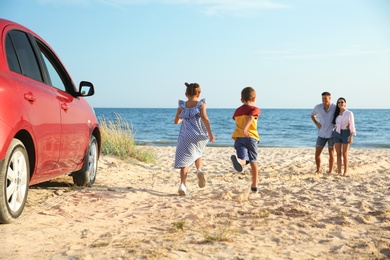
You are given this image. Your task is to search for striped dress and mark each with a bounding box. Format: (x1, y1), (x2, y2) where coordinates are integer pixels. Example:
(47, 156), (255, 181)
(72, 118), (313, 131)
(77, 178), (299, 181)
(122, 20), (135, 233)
(174, 99), (209, 168)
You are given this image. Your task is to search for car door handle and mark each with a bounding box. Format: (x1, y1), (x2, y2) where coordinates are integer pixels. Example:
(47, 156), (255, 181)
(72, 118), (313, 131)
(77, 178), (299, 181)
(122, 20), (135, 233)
(24, 92), (36, 102)
(61, 103), (68, 111)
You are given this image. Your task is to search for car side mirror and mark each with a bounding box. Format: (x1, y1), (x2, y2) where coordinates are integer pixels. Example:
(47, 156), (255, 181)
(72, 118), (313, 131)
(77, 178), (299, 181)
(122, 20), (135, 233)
(78, 81), (95, 97)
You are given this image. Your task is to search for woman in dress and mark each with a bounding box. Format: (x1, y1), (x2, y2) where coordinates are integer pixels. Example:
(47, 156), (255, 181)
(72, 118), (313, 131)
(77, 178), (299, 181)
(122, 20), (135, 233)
(174, 82), (215, 196)
(332, 97), (356, 176)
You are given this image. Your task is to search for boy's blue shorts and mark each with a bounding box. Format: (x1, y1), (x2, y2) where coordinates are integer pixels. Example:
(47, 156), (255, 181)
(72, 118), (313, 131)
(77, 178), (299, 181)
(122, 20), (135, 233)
(234, 137), (259, 163)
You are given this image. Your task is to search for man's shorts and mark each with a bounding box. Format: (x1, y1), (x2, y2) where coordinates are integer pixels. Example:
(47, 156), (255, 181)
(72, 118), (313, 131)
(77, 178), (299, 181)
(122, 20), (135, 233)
(316, 136), (334, 148)
(333, 129), (350, 144)
(234, 137), (259, 163)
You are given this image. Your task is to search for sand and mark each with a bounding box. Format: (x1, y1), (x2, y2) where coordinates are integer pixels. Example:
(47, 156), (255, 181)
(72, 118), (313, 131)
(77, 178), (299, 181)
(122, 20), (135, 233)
(1, 146), (389, 259)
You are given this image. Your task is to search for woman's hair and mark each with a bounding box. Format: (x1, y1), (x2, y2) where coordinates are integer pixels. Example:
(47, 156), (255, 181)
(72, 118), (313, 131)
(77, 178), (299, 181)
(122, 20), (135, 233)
(332, 97), (347, 124)
(185, 82), (201, 96)
(241, 87), (256, 102)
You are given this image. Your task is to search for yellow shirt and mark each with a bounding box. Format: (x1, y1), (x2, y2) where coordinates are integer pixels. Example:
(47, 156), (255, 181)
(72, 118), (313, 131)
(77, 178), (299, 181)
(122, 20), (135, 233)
(232, 105), (260, 141)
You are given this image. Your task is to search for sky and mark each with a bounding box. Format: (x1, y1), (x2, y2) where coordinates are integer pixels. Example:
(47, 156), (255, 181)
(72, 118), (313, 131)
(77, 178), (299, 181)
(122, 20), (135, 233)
(1, 0), (389, 109)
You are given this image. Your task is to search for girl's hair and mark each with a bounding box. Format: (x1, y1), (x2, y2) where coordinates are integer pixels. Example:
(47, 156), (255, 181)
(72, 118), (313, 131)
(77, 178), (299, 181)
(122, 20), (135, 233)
(332, 97), (347, 124)
(241, 87), (256, 101)
(185, 82), (201, 96)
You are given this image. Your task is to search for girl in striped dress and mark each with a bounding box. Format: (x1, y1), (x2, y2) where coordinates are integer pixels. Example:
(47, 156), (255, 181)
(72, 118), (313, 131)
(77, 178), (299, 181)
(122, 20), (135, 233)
(174, 82), (215, 196)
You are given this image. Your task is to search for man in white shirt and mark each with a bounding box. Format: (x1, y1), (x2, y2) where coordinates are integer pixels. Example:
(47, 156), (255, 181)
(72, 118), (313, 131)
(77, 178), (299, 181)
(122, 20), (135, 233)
(310, 92), (336, 173)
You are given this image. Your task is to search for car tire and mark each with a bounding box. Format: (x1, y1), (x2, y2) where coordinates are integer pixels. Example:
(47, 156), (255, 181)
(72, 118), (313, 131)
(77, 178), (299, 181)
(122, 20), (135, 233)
(72, 135), (98, 187)
(0, 139), (30, 224)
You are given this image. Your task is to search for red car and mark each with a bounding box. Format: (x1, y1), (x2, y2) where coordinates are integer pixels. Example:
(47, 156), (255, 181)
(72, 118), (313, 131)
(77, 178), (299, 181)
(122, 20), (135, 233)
(0, 19), (101, 224)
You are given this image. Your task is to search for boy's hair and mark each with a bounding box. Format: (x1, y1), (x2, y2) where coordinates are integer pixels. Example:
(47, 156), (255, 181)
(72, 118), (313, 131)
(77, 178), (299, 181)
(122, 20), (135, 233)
(321, 91), (331, 96)
(241, 87), (256, 101)
(185, 82), (201, 96)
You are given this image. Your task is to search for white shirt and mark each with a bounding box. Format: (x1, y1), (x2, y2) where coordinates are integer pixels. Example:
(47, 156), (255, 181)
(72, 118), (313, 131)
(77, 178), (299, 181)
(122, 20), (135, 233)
(335, 109), (356, 136)
(311, 103), (336, 138)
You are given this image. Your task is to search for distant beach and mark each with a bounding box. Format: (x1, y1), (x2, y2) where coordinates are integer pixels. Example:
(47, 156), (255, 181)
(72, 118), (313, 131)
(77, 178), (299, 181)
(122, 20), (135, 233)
(2, 146), (389, 259)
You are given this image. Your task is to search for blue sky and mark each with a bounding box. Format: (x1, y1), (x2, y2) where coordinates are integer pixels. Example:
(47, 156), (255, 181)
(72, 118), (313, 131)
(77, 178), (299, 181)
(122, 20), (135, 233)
(1, 0), (389, 108)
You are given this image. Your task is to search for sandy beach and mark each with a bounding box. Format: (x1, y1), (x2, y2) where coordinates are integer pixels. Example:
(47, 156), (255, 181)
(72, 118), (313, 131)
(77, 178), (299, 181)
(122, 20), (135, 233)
(1, 146), (389, 259)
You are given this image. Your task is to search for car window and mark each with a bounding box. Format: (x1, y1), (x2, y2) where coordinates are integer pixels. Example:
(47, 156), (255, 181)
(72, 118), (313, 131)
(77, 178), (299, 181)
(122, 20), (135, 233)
(36, 40), (73, 93)
(7, 30), (43, 82)
(39, 49), (66, 92)
(5, 35), (22, 73)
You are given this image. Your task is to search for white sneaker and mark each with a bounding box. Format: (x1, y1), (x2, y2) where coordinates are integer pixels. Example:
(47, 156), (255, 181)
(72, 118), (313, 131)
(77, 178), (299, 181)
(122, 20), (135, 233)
(178, 184), (189, 196)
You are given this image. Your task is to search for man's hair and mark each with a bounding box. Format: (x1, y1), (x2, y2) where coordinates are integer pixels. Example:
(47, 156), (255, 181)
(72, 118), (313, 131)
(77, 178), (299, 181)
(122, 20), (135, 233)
(241, 87), (256, 101)
(321, 92), (331, 96)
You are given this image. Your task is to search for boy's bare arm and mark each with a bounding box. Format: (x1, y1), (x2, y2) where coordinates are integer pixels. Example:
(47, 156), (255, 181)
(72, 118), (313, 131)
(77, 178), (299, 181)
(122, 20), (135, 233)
(242, 115), (255, 137)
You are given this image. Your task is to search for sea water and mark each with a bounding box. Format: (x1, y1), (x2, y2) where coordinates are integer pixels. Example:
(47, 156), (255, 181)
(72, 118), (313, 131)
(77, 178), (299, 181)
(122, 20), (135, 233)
(94, 108), (390, 149)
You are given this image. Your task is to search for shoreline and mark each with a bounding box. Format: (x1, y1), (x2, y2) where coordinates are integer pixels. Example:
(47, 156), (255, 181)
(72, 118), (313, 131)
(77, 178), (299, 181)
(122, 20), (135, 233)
(139, 142), (390, 149)
(1, 146), (389, 259)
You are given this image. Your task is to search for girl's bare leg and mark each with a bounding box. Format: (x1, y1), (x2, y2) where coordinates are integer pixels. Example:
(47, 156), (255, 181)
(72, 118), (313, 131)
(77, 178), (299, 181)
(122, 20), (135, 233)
(335, 143), (342, 175)
(342, 144), (349, 175)
(180, 166), (189, 186)
(195, 157), (202, 171)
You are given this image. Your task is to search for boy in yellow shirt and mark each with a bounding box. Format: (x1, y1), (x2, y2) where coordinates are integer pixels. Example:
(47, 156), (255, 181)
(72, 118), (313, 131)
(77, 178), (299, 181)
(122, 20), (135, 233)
(231, 87), (261, 193)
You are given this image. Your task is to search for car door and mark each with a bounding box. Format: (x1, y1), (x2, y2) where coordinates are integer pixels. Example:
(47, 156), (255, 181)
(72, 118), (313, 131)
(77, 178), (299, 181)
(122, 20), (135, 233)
(35, 40), (90, 172)
(6, 30), (61, 179)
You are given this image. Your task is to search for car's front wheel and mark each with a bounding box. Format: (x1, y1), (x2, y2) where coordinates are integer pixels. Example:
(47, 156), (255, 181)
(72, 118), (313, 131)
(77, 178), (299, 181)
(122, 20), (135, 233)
(72, 135), (98, 187)
(0, 139), (30, 224)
